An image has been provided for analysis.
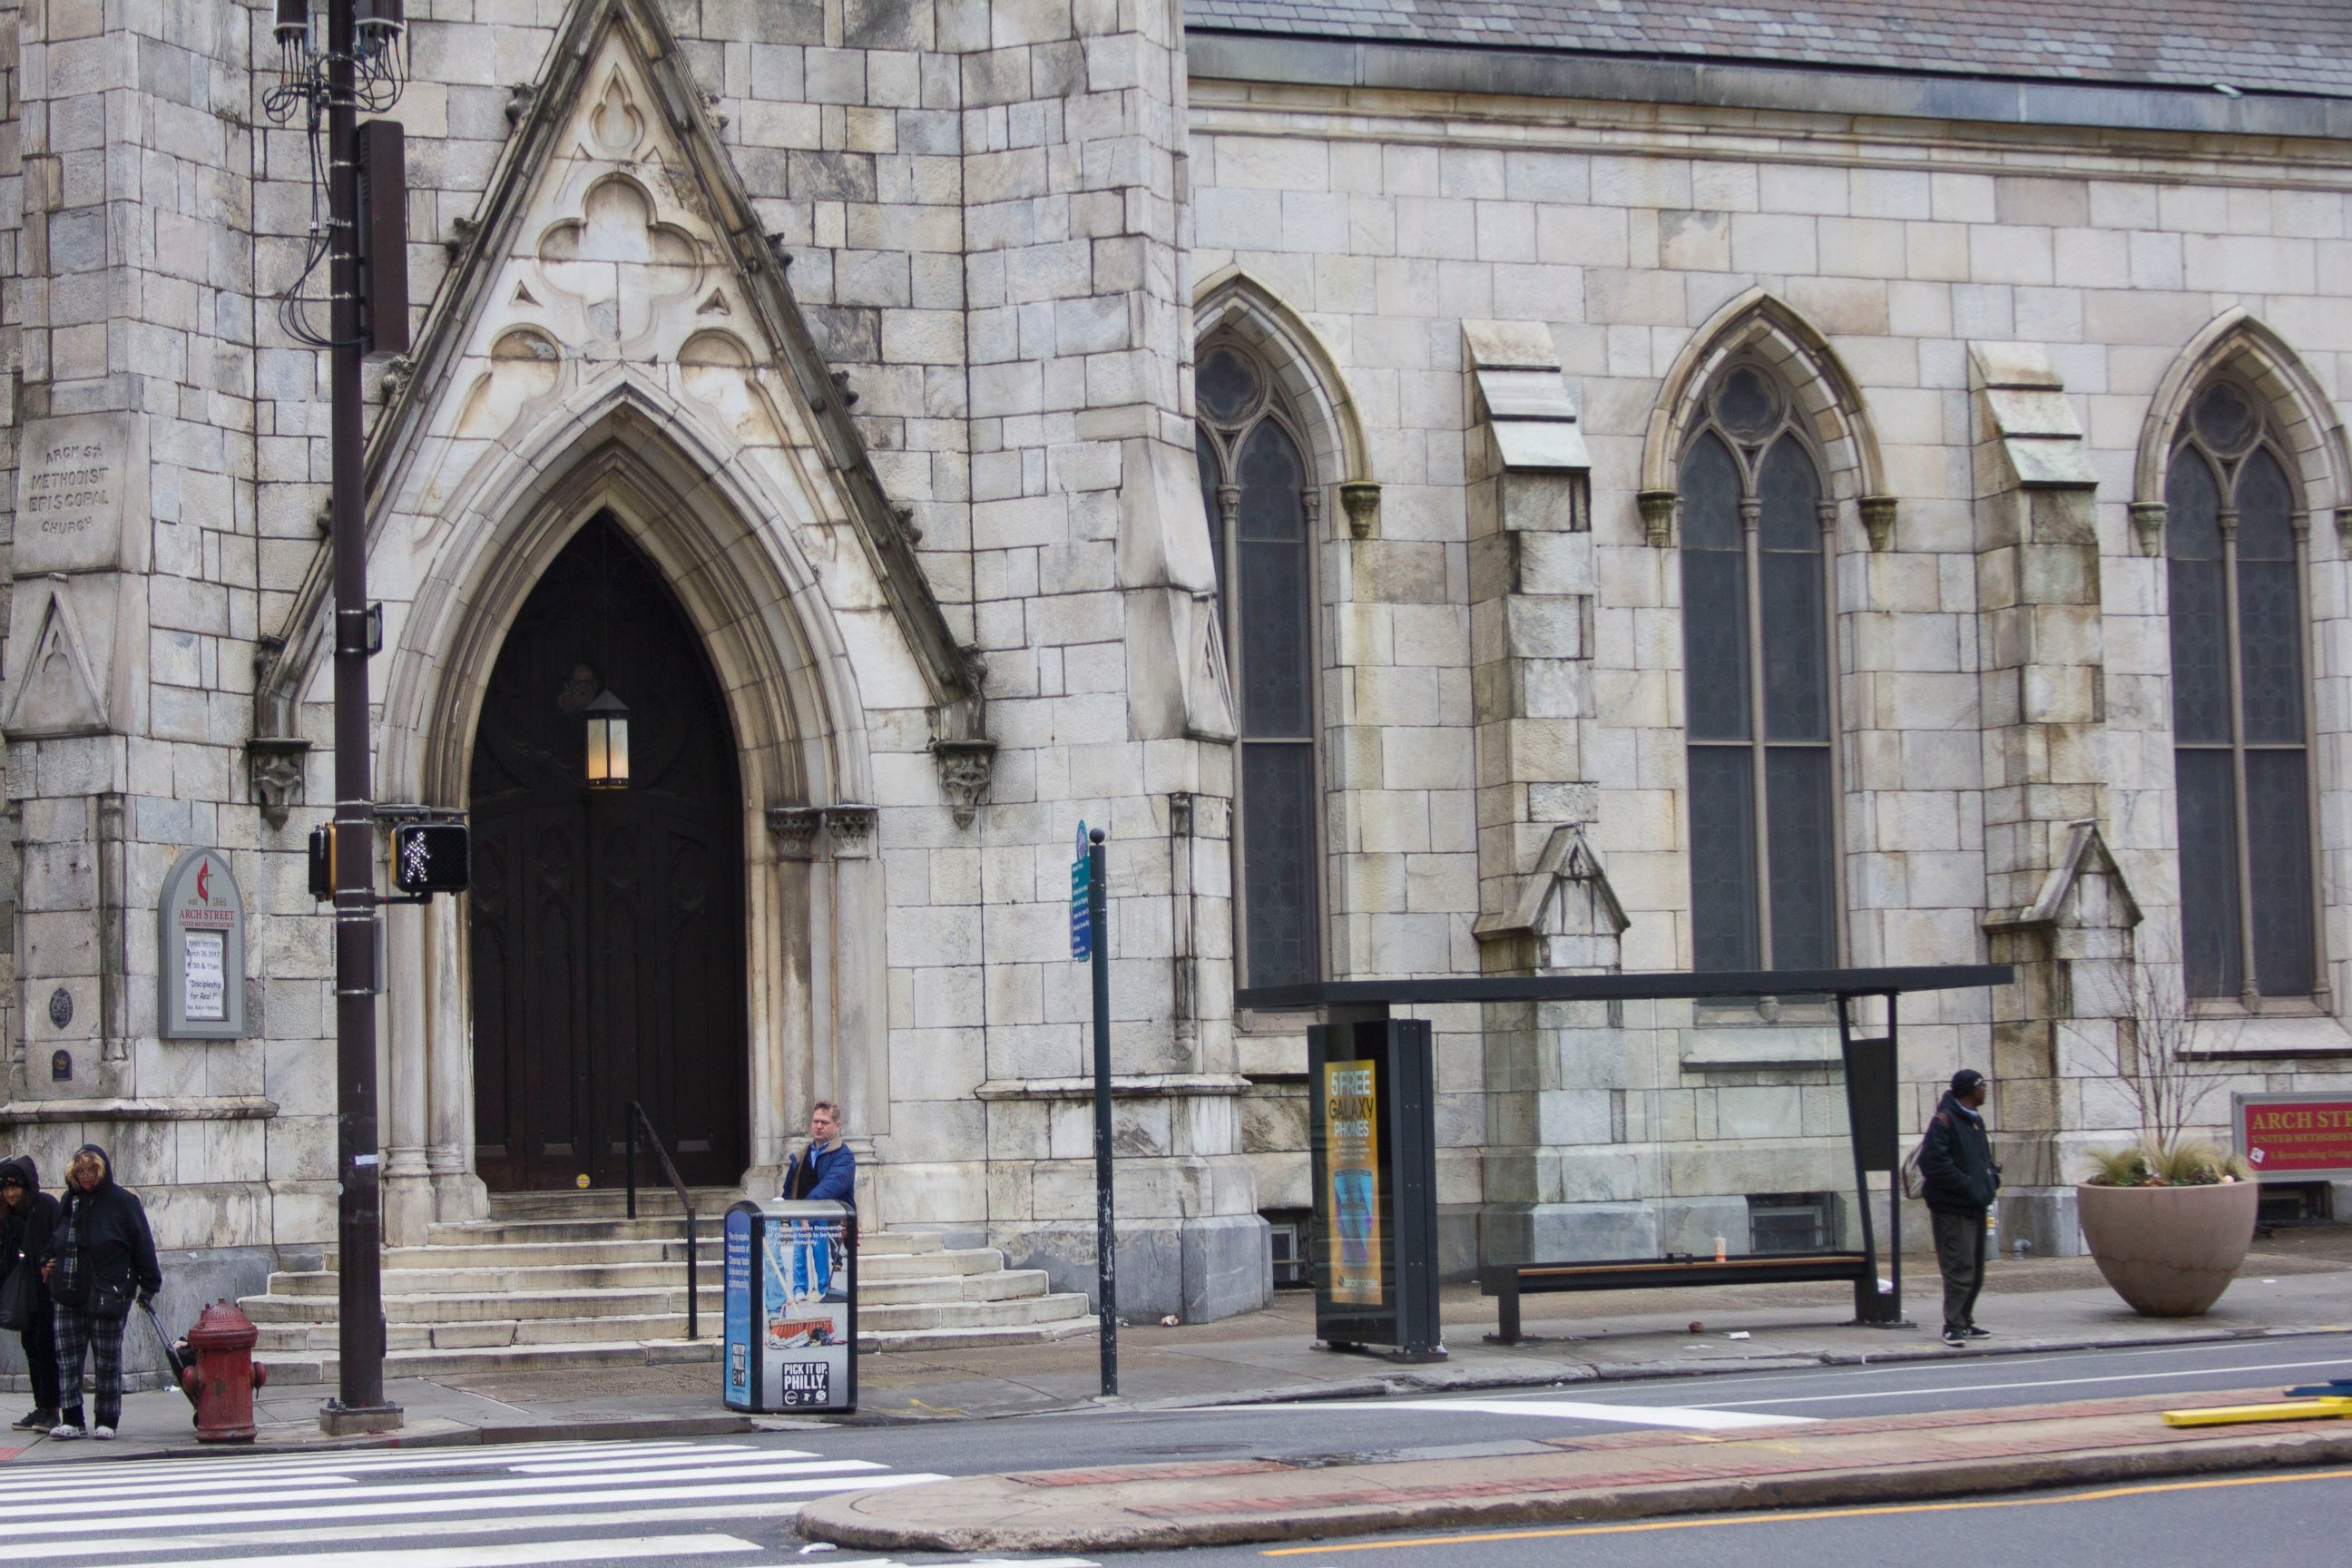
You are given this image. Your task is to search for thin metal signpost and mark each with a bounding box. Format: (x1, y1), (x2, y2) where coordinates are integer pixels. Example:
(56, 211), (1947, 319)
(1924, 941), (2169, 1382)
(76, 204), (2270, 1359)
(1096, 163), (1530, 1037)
(1079, 824), (1117, 1396)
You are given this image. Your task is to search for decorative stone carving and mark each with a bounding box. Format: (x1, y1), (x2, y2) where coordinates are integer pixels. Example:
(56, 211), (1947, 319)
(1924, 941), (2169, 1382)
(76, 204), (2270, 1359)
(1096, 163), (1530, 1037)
(1638, 489), (1677, 547)
(2131, 501), (2168, 555)
(1473, 824), (1631, 975)
(823, 805), (877, 858)
(1, 583), (110, 739)
(248, 738), (312, 829)
(766, 805), (822, 861)
(1338, 481), (1381, 539)
(1860, 494), (1899, 552)
(376, 353), (414, 405)
(929, 740), (995, 828)
(1168, 790), (1194, 838)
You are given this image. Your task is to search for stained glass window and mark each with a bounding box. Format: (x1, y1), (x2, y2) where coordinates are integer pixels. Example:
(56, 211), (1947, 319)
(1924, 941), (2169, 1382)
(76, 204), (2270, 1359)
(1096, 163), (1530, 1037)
(1195, 338), (1321, 989)
(1679, 363), (1840, 970)
(2167, 380), (2317, 1000)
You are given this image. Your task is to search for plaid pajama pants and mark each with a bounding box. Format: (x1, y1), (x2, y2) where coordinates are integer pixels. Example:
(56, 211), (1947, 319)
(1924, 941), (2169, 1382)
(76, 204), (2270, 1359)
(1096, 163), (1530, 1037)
(52, 1303), (128, 1431)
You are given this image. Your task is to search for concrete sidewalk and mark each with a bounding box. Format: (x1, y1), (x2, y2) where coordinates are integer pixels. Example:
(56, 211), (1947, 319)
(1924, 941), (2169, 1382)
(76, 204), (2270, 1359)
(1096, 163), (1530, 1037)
(797, 1388), (2352, 1553)
(7, 1239), (2349, 1463)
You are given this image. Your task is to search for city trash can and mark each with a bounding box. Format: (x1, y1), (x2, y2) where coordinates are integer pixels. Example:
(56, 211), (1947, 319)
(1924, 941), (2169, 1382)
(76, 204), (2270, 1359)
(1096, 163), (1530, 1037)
(722, 1198), (858, 1413)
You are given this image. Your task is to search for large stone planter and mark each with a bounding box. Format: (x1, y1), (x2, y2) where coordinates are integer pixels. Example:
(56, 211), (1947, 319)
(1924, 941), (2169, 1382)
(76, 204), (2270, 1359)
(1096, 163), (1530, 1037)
(2074, 1179), (2259, 1317)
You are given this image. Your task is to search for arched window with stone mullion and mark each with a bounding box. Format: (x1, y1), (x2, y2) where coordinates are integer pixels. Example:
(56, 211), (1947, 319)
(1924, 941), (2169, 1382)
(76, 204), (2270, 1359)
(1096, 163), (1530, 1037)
(1195, 340), (1323, 990)
(2167, 377), (2319, 1004)
(1678, 361), (1840, 972)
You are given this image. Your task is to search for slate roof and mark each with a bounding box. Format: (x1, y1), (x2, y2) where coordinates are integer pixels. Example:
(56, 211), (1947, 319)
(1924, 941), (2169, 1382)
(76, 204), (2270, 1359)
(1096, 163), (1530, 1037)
(1182, 2), (2352, 100)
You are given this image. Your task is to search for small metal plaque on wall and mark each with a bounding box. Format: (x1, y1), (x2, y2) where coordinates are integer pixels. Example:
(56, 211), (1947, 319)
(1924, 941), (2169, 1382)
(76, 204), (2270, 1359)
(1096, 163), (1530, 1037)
(158, 847), (248, 1039)
(47, 988), (72, 1028)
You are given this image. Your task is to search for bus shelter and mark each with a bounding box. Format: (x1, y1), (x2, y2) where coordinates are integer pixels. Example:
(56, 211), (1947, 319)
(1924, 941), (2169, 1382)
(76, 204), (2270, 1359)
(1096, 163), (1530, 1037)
(1238, 965), (2013, 1360)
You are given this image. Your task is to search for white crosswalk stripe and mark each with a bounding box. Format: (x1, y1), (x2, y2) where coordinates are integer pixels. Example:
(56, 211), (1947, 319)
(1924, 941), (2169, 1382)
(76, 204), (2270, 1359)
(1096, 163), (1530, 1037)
(0, 1440), (1014, 1568)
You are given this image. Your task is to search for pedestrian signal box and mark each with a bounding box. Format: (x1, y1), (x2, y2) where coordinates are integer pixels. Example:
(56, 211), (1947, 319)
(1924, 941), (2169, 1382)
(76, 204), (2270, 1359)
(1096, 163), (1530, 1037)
(392, 821), (470, 896)
(308, 824), (336, 902)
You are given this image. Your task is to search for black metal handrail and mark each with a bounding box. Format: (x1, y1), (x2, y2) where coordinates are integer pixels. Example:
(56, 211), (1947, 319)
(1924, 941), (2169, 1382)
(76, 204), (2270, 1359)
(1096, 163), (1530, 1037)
(624, 1100), (700, 1340)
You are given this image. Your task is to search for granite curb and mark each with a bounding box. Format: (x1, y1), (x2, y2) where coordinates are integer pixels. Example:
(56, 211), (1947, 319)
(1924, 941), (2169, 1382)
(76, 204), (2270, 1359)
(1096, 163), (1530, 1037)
(1113, 1320), (2347, 1414)
(796, 1404), (2352, 1553)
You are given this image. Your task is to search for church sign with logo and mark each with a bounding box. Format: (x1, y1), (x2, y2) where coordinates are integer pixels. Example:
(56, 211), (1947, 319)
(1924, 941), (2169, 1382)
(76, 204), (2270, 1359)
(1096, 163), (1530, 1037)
(160, 848), (247, 1039)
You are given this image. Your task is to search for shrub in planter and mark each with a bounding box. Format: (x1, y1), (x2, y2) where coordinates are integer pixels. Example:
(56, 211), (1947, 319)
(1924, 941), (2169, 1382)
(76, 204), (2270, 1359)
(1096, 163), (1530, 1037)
(2075, 1143), (2257, 1317)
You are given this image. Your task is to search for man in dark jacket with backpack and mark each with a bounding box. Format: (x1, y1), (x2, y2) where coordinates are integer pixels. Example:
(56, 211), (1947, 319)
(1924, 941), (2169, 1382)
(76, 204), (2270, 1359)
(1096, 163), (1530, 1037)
(0, 1155), (63, 1431)
(1920, 1068), (2000, 1347)
(38, 1144), (161, 1440)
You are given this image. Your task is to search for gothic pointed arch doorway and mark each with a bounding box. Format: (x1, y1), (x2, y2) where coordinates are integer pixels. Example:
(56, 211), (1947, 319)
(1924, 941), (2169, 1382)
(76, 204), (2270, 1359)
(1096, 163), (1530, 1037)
(468, 513), (749, 1190)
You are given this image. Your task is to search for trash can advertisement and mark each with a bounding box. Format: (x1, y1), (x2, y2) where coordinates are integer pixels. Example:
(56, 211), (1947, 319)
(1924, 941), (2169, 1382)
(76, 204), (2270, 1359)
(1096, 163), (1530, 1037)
(722, 1199), (858, 1413)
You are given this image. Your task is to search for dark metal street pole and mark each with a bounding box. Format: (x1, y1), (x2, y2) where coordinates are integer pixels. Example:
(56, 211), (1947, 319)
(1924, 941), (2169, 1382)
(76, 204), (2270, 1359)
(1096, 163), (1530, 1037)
(324, 0), (394, 1431)
(1088, 827), (1117, 1397)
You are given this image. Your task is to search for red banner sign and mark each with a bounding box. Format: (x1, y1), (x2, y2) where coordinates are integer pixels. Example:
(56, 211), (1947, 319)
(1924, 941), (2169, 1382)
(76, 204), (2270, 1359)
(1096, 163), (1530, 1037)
(2238, 1093), (2352, 1179)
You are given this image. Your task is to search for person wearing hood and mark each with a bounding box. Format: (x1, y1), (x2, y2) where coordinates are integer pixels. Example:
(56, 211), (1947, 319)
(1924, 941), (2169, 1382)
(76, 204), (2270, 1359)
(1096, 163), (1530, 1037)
(38, 1145), (161, 1440)
(0, 1155), (63, 1431)
(1918, 1069), (2001, 1348)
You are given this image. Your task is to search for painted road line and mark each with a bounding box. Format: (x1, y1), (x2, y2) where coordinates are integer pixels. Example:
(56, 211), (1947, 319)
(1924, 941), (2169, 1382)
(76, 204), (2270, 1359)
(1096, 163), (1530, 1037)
(0, 1474), (358, 1503)
(1, 1472), (949, 1540)
(64, 1534), (763, 1568)
(0, 1501), (832, 1561)
(1690, 1355), (2352, 1409)
(1398, 1398), (1817, 1431)
(507, 1450), (824, 1474)
(1210, 1397), (1815, 1431)
(0, 1459), (879, 1521)
(0, 1444), (729, 1492)
(1257, 1465), (2352, 1553)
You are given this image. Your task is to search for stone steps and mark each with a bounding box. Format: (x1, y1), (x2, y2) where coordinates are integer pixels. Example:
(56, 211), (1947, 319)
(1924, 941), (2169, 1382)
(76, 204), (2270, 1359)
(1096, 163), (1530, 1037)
(258, 1307), (1102, 1386)
(248, 1193), (1093, 1382)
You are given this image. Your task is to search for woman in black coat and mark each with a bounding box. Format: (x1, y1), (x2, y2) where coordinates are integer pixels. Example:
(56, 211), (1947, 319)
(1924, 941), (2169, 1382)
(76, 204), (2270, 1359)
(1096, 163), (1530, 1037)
(39, 1144), (161, 1440)
(0, 1155), (63, 1430)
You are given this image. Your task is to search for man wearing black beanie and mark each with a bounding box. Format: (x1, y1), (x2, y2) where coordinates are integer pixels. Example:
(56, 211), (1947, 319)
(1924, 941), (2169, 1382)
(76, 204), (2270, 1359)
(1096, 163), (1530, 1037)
(1919, 1068), (2000, 1347)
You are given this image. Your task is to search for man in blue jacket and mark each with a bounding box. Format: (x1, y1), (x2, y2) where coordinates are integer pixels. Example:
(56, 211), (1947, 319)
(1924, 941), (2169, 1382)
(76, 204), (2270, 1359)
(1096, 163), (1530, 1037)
(782, 1101), (855, 1204)
(1919, 1069), (2001, 1348)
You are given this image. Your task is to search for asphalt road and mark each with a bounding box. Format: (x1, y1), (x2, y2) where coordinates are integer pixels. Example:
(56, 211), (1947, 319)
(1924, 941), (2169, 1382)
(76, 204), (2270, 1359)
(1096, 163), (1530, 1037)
(14, 1336), (2348, 1568)
(1104, 1465), (2352, 1568)
(786, 1330), (2352, 1475)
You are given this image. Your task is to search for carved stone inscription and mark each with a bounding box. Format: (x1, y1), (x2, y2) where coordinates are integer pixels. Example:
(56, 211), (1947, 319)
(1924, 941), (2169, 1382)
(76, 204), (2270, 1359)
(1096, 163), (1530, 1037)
(15, 413), (137, 573)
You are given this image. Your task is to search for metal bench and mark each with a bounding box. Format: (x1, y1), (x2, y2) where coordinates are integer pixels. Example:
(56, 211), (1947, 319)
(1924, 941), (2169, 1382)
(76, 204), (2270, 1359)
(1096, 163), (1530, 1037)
(1481, 1250), (1877, 1344)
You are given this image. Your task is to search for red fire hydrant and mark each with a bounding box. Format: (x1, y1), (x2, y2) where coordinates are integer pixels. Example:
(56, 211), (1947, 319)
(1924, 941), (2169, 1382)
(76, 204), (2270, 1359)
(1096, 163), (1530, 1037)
(184, 1300), (268, 1443)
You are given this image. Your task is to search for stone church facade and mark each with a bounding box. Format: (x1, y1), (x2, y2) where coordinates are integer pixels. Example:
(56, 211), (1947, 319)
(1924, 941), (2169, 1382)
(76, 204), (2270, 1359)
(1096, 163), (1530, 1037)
(5, 0), (2352, 1329)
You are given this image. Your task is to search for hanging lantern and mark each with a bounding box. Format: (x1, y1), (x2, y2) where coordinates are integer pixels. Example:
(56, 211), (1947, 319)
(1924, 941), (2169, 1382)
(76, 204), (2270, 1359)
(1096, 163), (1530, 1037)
(583, 689), (631, 789)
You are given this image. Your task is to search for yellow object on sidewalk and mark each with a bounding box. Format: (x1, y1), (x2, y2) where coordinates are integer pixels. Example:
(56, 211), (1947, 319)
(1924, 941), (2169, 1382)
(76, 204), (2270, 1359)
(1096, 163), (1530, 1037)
(2162, 1397), (2352, 1428)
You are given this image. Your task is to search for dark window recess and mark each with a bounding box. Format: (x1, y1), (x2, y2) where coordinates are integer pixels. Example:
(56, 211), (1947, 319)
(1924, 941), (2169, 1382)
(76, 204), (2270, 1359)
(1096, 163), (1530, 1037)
(1678, 370), (1839, 971)
(2256, 1182), (2333, 1229)
(1749, 1191), (1841, 1254)
(1197, 337), (1323, 989)
(2166, 381), (2318, 1001)
(1266, 1210), (1314, 1289)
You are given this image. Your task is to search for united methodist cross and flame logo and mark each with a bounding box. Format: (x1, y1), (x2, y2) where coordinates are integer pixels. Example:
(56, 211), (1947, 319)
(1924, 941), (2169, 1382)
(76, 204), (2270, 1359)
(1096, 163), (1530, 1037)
(195, 858), (211, 905)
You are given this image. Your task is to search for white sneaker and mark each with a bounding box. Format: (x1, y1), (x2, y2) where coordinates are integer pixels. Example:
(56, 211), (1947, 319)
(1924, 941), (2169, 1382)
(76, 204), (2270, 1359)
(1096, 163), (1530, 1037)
(49, 1423), (84, 1439)
(91, 1426), (116, 1441)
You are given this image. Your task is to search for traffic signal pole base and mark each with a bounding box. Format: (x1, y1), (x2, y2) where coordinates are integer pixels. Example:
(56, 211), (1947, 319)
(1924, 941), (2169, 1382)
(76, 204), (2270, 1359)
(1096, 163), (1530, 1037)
(318, 1398), (405, 1436)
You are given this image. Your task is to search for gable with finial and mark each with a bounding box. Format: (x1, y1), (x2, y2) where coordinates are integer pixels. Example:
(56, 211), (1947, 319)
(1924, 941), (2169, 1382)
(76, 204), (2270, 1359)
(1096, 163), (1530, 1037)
(256, 0), (976, 743)
(1995, 819), (2143, 933)
(1473, 825), (1631, 974)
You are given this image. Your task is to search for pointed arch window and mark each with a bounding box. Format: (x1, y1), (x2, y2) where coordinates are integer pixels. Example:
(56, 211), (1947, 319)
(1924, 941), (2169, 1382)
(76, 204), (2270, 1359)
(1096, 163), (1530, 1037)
(1678, 362), (1839, 971)
(1195, 340), (1321, 989)
(2167, 377), (2318, 1002)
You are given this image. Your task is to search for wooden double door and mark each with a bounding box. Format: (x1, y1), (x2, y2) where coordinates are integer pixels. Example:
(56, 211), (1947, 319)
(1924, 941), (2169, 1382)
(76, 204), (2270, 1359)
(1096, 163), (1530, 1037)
(469, 515), (748, 1191)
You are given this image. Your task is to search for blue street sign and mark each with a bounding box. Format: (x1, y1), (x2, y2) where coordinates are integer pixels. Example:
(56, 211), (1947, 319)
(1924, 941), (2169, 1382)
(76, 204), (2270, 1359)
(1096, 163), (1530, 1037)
(1070, 820), (1092, 959)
